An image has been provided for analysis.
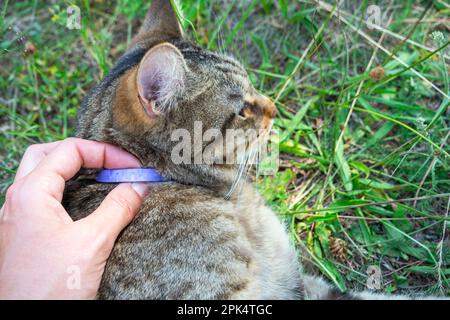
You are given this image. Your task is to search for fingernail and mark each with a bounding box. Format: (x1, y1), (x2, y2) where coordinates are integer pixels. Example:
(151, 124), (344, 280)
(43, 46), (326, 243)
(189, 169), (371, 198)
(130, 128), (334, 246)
(131, 183), (149, 198)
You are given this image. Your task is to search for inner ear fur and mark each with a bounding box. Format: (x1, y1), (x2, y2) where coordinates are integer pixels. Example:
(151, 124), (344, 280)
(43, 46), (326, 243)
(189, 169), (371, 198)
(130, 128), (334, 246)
(136, 42), (187, 117)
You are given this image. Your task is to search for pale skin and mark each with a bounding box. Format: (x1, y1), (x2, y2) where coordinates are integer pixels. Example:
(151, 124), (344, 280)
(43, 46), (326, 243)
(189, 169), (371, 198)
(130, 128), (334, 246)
(0, 138), (149, 299)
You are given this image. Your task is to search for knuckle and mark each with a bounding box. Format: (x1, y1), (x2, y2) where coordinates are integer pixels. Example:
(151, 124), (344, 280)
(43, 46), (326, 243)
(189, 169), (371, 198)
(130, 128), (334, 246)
(81, 221), (114, 254)
(99, 235), (116, 254)
(64, 137), (78, 143)
(38, 174), (52, 188)
(74, 223), (101, 245)
(62, 137), (79, 147)
(5, 183), (19, 204)
(83, 223), (101, 239)
(110, 194), (135, 219)
(24, 144), (39, 156)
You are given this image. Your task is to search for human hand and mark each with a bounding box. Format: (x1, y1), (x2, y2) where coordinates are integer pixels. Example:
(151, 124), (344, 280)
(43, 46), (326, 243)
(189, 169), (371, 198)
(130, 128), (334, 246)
(0, 138), (148, 299)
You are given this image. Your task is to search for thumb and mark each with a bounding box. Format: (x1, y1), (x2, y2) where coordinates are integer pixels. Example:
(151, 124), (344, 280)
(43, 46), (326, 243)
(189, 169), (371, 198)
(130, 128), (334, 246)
(80, 183), (148, 242)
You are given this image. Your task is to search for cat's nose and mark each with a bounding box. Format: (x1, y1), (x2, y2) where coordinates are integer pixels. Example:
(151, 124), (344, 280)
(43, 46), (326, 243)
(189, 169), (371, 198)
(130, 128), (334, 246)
(256, 94), (278, 119)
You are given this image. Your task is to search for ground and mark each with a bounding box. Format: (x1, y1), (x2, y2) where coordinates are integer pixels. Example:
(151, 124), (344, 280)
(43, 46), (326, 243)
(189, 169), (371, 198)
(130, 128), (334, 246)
(0, 0), (449, 296)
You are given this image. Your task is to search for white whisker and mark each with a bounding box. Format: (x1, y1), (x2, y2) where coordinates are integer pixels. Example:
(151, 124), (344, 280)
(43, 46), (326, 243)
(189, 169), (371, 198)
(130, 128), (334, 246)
(225, 129), (270, 200)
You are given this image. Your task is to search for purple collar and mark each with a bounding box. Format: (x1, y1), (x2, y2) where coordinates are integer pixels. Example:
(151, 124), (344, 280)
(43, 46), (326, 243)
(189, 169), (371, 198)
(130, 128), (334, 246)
(96, 168), (166, 183)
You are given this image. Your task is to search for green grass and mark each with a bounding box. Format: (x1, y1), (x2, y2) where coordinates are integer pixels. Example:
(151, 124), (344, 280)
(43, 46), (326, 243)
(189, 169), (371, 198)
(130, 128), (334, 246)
(1, 0), (449, 296)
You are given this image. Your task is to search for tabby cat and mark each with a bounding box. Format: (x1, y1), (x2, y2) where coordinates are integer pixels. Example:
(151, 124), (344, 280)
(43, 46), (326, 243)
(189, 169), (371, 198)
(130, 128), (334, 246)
(62, 0), (434, 300)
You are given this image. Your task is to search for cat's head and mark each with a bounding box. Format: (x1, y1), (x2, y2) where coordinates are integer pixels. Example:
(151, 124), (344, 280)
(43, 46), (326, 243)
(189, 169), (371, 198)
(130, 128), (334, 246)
(77, 0), (277, 194)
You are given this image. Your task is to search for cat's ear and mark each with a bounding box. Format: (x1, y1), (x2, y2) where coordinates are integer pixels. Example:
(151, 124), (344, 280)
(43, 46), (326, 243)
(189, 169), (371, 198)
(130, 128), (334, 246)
(137, 43), (186, 116)
(137, 0), (183, 40)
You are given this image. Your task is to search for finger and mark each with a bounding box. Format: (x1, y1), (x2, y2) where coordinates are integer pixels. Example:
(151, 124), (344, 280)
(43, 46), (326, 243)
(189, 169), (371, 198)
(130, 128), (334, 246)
(0, 203), (5, 220)
(24, 138), (142, 200)
(78, 183), (148, 243)
(36, 138), (142, 180)
(14, 141), (62, 182)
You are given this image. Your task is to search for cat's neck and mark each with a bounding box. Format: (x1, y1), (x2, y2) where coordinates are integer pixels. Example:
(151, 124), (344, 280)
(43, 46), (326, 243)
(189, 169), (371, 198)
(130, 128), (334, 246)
(91, 128), (237, 196)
